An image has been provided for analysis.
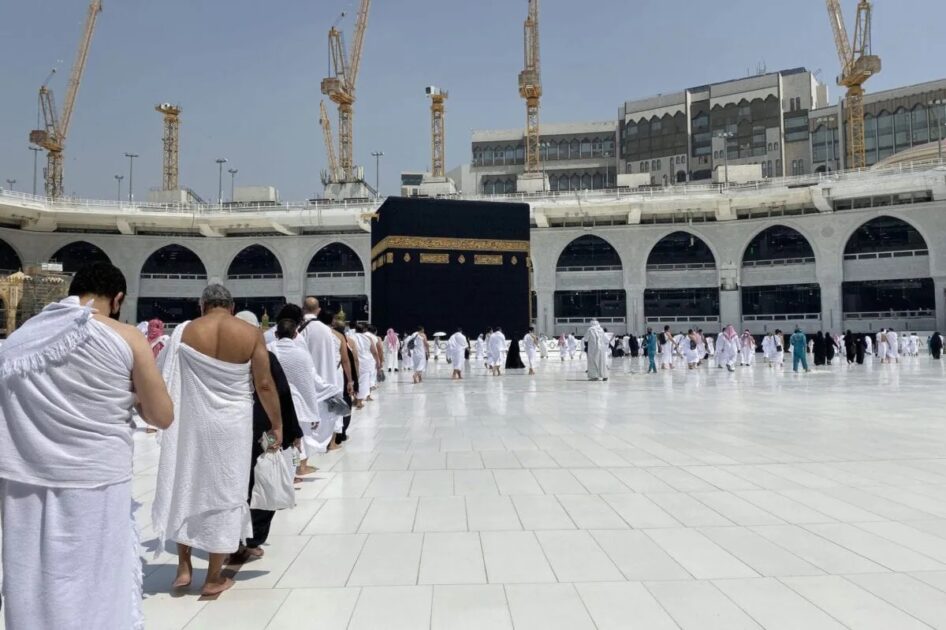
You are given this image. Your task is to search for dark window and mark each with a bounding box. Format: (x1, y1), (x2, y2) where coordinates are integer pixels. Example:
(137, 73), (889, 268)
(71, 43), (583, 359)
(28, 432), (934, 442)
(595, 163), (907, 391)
(555, 290), (626, 318)
(557, 235), (621, 269)
(141, 245), (206, 277)
(844, 217), (927, 255)
(0, 239), (22, 273)
(742, 284), (821, 315)
(648, 231), (715, 266)
(227, 245), (283, 278)
(644, 288), (719, 317)
(50, 241), (111, 274)
(308, 243), (364, 273)
(842, 278), (935, 313)
(137, 297), (200, 323)
(743, 226), (814, 263)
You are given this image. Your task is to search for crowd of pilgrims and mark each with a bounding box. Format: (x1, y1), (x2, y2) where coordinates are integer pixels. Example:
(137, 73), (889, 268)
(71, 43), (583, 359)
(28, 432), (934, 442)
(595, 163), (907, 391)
(588, 326), (944, 373)
(1, 259), (945, 628)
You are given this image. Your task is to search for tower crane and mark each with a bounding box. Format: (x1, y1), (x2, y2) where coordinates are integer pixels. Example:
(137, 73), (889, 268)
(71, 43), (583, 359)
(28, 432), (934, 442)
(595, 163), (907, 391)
(29, 0), (103, 198)
(519, 0), (542, 175)
(156, 103), (182, 191)
(319, 100), (341, 183)
(426, 87), (448, 178)
(320, 0), (371, 187)
(825, 0), (881, 169)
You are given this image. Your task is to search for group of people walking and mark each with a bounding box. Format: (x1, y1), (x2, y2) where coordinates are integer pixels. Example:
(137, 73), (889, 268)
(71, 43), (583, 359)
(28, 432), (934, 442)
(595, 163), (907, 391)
(0, 262), (393, 628)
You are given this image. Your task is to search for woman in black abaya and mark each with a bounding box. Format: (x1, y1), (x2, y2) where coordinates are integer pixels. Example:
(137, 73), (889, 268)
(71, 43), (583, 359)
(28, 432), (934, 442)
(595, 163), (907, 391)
(813, 331), (827, 366)
(505, 334), (526, 369)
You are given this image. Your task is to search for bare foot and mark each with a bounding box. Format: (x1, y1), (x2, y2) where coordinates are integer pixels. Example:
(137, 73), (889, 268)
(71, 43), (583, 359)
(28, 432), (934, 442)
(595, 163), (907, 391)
(297, 465), (318, 476)
(172, 563), (192, 589)
(200, 576), (235, 597)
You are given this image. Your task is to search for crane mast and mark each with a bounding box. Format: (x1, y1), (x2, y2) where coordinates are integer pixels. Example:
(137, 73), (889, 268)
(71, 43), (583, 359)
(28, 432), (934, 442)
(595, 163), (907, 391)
(155, 103), (182, 191)
(29, 0), (102, 198)
(320, 100), (340, 184)
(427, 88), (448, 178)
(825, 0), (881, 170)
(518, 0), (542, 175)
(321, 0), (371, 185)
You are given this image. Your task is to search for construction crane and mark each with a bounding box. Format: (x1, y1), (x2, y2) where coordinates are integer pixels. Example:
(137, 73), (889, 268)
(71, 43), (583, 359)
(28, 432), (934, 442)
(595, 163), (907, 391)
(319, 100), (340, 183)
(320, 0), (371, 184)
(825, 0), (881, 170)
(29, 0), (103, 198)
(155, 103), (182, 191)
(426, 86), (448, 178)
(518, 0), (542, 175)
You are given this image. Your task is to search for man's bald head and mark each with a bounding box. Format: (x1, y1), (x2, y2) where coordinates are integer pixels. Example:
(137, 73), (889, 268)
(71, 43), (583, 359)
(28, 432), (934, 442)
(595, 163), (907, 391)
(303, 296), (320, 315)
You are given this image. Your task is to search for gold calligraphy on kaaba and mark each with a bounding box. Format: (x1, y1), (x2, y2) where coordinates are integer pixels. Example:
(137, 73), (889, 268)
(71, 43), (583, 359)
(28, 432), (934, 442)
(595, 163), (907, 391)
(371, 235), (530, 259)
(474, 254), (503, 266)
(419, 253), (450, 264)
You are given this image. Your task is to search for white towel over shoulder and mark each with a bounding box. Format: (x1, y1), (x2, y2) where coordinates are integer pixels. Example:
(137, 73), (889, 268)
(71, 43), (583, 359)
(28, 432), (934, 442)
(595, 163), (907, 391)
(151, 323), (254, 555)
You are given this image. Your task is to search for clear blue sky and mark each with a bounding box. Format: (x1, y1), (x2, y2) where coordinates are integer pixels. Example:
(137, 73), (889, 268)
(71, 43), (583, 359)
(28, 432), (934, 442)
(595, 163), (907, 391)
(1, 0), (944, 201)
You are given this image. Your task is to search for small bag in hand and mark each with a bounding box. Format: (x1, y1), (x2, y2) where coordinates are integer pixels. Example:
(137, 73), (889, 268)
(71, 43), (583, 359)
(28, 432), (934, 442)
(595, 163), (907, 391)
(326, 394), (351, 416)
(250, 449), (296, 511)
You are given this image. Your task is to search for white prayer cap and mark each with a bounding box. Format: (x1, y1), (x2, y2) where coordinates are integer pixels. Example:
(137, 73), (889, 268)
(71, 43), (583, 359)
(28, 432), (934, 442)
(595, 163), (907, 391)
(235, 310), (260, 328)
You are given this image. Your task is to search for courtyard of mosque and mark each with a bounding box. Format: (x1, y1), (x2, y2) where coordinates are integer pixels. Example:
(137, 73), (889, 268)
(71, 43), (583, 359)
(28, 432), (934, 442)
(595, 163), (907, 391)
(53, 354), (946, 628)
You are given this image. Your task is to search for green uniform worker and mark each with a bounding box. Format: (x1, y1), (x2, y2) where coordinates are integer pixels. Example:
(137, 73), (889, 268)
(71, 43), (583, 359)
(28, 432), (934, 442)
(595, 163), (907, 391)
(790, 328), (809, 373)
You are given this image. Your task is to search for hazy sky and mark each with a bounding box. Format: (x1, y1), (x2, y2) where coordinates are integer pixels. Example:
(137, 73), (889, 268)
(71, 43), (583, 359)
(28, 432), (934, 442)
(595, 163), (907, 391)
(1, 0), (944, 201)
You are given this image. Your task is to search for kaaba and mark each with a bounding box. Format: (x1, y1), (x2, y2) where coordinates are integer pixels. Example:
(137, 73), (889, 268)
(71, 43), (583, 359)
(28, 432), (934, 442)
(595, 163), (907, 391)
(370, 197), (530, 337)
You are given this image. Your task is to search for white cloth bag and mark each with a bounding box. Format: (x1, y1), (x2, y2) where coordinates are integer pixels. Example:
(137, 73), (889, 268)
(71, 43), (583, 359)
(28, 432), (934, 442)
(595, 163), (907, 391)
(250, 449), (296, 511)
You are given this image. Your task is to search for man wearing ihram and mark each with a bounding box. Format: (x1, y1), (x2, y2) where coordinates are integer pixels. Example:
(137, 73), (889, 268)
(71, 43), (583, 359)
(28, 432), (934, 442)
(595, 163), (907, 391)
(0, 262), (174, 629)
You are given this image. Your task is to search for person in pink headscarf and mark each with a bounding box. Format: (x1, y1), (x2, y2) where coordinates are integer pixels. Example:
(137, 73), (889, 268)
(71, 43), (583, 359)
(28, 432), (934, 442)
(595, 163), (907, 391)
(383, 328), (400, 372)
(715, 325), (739, 372)
(146, 319), (168, 359)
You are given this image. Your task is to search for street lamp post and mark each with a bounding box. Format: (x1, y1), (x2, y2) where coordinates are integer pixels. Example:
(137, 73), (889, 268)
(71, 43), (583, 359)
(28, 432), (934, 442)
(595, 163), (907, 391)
(228, 168), (238, 202)
(215, 158), (228, 205)
(370, 151), (384, 197)
(29, 146), (41, 195)
(114, 174), (124, 202)
(124, 153), (139, 203)
(5, 178), (16, 192)
(716, 131), (734, 186)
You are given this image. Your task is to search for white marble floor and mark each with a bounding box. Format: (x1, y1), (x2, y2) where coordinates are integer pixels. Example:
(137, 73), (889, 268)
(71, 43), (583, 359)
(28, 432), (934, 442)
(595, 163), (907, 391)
(16, 353), (946, 629)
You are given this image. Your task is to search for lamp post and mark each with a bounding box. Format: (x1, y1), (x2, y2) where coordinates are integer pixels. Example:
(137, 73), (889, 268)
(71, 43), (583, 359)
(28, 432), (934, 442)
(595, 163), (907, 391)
(124, 152), (138, 203)
(5, 178), (15, 192)
(114, 174), (124, 202)
(370, 151), (384, 197)
(929, 99), (944, 163)
(228, 168), (238, 202)
(716, 131), (734, 186)
(29, 146), (41, 195)
(215, 158), (228, 205)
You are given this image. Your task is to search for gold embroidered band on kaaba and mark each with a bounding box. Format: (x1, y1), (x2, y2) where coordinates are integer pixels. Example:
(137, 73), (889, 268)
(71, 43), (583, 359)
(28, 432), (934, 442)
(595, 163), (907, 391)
(371, 235), (530, 260)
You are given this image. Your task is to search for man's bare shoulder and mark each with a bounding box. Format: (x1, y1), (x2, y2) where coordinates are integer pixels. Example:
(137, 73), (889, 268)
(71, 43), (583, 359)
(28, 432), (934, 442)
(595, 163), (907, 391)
(93, 316), (150, 352)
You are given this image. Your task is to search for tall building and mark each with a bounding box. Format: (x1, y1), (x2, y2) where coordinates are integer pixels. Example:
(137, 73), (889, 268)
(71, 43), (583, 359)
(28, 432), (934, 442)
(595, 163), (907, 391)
(619, 68), (827, 182)
(809, 77), (946, 173)
(470, 121), (618, 194)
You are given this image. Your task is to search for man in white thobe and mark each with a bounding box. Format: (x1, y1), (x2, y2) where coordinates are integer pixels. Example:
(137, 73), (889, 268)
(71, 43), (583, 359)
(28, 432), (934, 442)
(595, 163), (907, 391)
(876, 329), (888, 363)
(488, 328), (507, 375)
(407, 327), (429, 383)
(566, 333), (578, 360)
(716, 325), (739, 372)
(523, 327), (539, 375)
(585, 320), (610, 380)
(268, 318), (340, 458)
(351, 324), (378, 403)
(886, 329), (900, 363)
(298, 297), (347, 454)
(152, 284), (282, 597)
(447, 328), (469, 379)
(0, 263), (173, 630)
